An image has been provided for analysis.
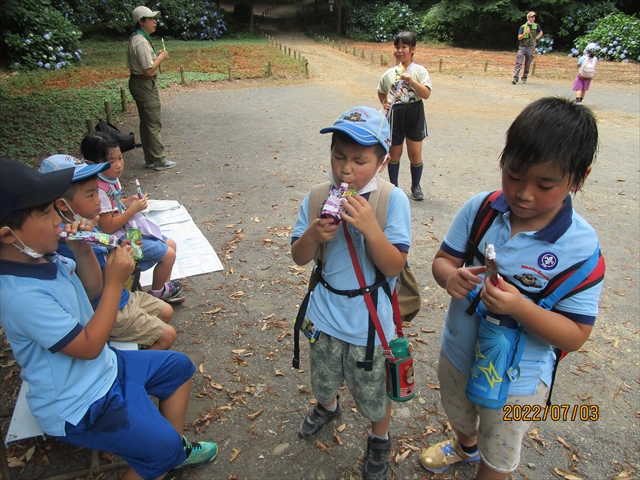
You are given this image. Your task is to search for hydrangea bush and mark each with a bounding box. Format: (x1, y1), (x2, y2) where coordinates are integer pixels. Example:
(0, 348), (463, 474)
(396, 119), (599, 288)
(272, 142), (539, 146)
(346, 2), (423, 43)
(571, 12), (639, 62)
(3, 1), (82, 71)
(536, 34), (554, 55)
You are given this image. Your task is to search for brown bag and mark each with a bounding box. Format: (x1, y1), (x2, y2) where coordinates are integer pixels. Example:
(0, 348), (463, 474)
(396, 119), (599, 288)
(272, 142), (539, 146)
(308, 178), (421, 322)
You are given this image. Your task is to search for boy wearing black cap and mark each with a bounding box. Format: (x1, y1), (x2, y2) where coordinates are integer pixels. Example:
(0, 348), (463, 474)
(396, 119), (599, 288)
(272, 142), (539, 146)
(291, 107), (412, 480)
(0, 159), (217, 479)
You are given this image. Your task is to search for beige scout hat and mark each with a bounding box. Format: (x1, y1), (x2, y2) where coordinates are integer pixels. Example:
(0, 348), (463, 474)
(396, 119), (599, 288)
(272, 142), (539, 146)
(132, 6), (160, 24)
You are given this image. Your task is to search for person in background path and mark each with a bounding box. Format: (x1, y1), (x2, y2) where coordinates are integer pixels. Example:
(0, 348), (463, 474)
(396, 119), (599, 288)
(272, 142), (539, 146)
(512, 11), (543, 85)
(378, 31), (432, 201)
(573, 43), (599, 104)
(127, 6), (176, 171)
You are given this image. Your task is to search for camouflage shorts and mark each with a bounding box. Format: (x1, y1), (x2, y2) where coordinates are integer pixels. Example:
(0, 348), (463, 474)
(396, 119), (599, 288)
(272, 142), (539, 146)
(309, 330), (389, 422)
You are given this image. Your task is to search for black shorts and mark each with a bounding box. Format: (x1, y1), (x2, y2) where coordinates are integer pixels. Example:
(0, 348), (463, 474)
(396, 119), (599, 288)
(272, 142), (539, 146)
(389, 100), (427, 146)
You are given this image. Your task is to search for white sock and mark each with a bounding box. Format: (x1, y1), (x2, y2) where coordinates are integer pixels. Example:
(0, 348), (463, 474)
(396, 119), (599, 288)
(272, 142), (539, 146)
(369, 431), (389, 441)
(323, 400), (337, 412)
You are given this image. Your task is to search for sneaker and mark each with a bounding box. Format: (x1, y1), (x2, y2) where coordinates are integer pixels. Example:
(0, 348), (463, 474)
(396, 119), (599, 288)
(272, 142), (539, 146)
(522, 78), (527, 84)
(145, 163), (155, 169)
(363, 435), (392, 480)
(169, 437), (217, 475)
(154, 160), (177, 171)
(411, 185), (425, 201)
(298, 398), (342, 439)
(148, 280), (185, 304)
(420, 437), (480, 473)
(511, 79), (518, 85)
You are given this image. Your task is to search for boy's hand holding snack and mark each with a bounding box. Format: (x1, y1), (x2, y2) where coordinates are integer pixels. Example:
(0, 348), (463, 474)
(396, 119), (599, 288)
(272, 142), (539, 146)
(62, 216), (100, 253)
(104, 245), (135, 286)
(308, 217), (340, 244)
(480, 275), (524, 316)
(340, 195), (378, 237)
(127, 195), (148, 214)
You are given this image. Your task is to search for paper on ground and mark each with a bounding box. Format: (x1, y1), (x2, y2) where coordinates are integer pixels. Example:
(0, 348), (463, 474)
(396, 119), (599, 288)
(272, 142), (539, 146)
(139, 200), (223, 287)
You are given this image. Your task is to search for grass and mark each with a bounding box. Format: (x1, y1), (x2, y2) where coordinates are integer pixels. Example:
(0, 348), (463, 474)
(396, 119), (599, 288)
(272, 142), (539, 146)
(0, 36), (306, 165)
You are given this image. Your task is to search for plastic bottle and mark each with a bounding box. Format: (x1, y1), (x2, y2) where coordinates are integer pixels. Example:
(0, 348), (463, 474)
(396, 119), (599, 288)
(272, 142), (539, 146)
(485, 243), (498, 286)
(386, 337), (415, 401)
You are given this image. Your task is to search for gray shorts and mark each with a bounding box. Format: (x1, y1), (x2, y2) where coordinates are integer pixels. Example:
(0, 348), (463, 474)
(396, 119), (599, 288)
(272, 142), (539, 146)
(309, 330), (390, 422)
(437, 350), (549, 473)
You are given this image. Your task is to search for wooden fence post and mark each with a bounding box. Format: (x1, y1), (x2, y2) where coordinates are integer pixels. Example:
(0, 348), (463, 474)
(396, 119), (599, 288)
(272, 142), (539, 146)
(105, 101), (112, 124)
(86, 119), (95, 134)
(228, 66), (232, 81)
(57, 147), (68, 154)
(484, 60), (488, 72)
(180, 66), (185, 84)
(532, 61), (537, 75)
(305, 60), (309, 77)
(120, 87), (127, 112)
(439, 58), (443, 73)
(267, 61), (272, 77)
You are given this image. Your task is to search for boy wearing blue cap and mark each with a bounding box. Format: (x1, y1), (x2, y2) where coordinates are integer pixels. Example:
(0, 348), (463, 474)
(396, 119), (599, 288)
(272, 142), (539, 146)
(291, 107), (412, 480)
(39, 154), (177, 350)
(0, 158), (217, 480)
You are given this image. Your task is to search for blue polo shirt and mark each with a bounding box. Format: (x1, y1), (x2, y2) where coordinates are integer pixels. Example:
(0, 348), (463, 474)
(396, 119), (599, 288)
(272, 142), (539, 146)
(440, 192), (604, 395)
(292, 186), (412, 346)
(0, 254), (117, 436)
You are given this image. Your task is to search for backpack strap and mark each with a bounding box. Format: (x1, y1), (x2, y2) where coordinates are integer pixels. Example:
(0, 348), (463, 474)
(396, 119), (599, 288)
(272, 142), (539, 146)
(465, 190), (502, 267)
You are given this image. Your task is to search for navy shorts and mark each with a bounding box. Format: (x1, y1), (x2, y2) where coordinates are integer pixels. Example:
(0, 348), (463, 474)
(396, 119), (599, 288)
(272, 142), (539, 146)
(137, 234), (169, 272)
(389, 100), (427, 146)
(54, 349), (195, 480)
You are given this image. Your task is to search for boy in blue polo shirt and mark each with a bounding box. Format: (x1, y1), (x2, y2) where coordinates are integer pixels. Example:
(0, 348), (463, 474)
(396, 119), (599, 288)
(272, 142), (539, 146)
(0, 159), (217, 480)
(421, 97), (605, 479)
(39, 154), (177, 350)
(292, 106), (412, 480)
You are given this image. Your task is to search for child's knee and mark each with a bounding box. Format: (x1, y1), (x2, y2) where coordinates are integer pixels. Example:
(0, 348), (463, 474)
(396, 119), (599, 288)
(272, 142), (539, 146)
(166, 237), (177, 250)
(161, 246), (176, 264)
(158, 303), (174, 322)
(156, 325), (177, 350)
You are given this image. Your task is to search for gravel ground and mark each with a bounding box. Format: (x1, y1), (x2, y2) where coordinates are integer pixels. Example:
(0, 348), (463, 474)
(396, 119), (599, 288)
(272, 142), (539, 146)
(1, 32), (638, 480)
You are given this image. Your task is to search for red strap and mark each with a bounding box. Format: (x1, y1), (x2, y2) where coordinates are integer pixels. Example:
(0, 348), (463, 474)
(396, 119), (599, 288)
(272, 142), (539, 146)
(342, 222), (403, 359)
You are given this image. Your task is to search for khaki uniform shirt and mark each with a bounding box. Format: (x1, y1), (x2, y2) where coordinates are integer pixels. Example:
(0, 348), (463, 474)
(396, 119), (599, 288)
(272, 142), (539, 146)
(127, 34), (157, 76)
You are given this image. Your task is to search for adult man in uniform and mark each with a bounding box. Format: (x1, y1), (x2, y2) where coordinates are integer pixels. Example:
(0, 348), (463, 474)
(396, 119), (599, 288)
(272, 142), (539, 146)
(512, 11), (543, 85)
(127, 6), (176, 171)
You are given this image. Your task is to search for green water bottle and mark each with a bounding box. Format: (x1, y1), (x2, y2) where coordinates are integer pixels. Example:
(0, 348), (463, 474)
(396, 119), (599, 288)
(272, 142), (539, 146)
(386, 337), (415, 402)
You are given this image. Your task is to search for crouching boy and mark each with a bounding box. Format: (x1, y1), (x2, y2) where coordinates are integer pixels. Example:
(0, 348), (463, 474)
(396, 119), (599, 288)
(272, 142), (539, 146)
(0, 159), (217, 480)
(291, 107), (412, 480)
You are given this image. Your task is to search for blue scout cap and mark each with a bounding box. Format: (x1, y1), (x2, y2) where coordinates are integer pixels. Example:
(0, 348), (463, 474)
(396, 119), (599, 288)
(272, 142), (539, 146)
(0, 158), (74, 223)
(39, 154), (110, 181)
(320, 106), (391, 153)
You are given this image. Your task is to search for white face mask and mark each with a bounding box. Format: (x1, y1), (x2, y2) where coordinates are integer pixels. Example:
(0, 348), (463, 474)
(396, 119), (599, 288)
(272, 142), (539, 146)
(325, 160), (387, 196)
(57, 199), (84, 223)
(0, 226), (45, 259)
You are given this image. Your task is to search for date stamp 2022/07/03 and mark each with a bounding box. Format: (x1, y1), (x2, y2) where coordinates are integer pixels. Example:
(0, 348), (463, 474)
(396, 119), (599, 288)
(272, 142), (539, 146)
(503, 404), (599, 422)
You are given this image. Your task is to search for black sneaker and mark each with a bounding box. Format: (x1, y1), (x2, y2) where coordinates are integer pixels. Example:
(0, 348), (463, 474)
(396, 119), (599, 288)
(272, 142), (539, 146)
(363, 435), (392, 480)
(522, 78), (527, 85)
(411, 185), (425, 201)
(298, 398), (342, 439)
(511, 79), (518, 85)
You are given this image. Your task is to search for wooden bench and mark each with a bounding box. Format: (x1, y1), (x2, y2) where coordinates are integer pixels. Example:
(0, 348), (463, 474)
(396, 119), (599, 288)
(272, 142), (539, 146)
(1, 341), (137, 479)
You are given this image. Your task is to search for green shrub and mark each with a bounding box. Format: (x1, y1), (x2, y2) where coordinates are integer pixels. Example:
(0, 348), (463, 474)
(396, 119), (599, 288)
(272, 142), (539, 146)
(346, 2), (423, 43)
(3, 0), (82, 71)
(571, 12), (639, 62)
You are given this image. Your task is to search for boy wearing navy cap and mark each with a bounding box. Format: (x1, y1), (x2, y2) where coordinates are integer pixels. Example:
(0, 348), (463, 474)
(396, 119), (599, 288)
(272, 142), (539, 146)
(0, 158), (217, 480)
(291, 107), (412, 480)
(40, 154), (178, 351)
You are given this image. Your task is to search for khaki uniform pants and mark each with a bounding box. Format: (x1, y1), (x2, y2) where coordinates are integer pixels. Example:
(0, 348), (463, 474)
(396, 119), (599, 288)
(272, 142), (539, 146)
(129, 76), (166, 166)
(513, 45), (535, 81)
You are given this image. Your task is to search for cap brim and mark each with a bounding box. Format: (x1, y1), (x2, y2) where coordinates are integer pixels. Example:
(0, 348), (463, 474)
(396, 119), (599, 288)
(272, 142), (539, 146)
(73, 162), (110, 181)
(22, 168), (74, 210)
(320, 125), (381, 147)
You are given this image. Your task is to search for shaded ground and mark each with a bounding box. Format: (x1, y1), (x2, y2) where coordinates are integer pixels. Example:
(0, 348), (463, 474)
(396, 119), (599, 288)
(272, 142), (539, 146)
(1, 32), (639, 480)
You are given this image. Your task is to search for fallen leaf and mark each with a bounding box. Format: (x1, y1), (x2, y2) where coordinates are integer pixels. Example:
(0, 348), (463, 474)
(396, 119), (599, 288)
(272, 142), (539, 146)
(420, 328), (435, 333)
(337, 423), (346, 433)
(229, 291), (244, 299)
(198, 363), (204, 373)
(424, 426), (437, 435)
(247, 409), (264, 420)
(1, 360), (17, 368)
(203, 306), (222, 315)
(313, 440), (331, 453)
(211, 383), (223, 390)
(232, 349), (246, 354)
(7, 457), (26, 468)
(25, 446), (35, 462)
(553, 468), (582, 480)
(556, 436), (571, 450)
(427, 384), (440, 390)
(229, 448), (241, 462)
(612, 470), (635, 479)
(394, 449), (411, 463)
(333, 431), (343, 445)
(580, 394), (592, 401)
(275, 370), (285, 376)
(232, 357), (249, 367)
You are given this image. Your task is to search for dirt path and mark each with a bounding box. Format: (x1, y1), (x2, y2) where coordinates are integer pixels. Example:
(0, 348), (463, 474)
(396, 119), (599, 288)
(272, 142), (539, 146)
(2, 32), (638, 480)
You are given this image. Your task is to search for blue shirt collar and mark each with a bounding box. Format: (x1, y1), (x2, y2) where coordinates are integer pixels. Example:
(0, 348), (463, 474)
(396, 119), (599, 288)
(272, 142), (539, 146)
(0, 254), (63, 280)
(491, 192), (573, 243)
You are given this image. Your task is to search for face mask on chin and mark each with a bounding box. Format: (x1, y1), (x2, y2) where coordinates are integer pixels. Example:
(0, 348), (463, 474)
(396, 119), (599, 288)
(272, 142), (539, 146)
(325, 163), (386, 196)
(0, 226), (45, 259)
(57, 199), (84, 223)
